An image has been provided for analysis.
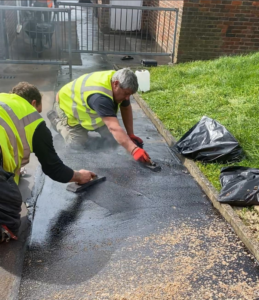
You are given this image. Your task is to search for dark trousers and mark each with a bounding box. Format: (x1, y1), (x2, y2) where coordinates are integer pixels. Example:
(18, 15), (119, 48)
(0, 166), (22, 235)
(54, 102), (117, 149)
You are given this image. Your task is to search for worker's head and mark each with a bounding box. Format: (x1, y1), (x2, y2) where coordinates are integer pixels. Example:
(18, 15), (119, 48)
(11, 82), (42, 113)
(111, 68), (138, 103)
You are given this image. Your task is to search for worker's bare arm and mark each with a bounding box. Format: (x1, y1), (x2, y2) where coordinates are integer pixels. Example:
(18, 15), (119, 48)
(102, 116), (136, 153)
(120, 104), (134, 135)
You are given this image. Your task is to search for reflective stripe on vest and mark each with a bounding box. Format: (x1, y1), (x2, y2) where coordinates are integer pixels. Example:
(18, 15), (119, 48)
(0, 118), (18, 166)
(71, 78), (78, 120)
(71, 73), (113, 130)
(0, 102), (42, 167)
(59, 71), (116, 130)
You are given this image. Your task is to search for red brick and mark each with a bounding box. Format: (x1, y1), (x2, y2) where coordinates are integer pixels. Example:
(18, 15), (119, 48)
(199, 7), (211, 11)
(232, 1), (242, 5)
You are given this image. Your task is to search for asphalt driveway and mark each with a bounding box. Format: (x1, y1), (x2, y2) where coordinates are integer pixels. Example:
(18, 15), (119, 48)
(18, 64), (259, 300)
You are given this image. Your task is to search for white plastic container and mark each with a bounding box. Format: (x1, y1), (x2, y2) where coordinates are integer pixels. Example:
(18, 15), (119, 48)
(135, 70), (150, 92)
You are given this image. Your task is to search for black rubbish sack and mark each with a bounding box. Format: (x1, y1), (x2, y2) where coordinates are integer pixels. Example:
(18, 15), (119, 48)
(218, 166), (259, 206)
(173, 116), (243, 163)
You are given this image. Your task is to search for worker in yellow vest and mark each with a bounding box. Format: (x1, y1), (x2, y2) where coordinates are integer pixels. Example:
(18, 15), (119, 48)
(47, 68), (151, 164)
(0, 82), (95, 243)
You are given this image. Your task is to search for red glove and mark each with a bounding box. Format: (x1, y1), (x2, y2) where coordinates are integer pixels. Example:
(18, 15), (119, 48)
(129, 134), (143, 148)
(132, 148), (151, 163)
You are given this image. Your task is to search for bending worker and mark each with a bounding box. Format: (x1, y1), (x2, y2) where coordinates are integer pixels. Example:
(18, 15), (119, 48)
(0, 82), (95, 243)
(47, 68), (151, 164)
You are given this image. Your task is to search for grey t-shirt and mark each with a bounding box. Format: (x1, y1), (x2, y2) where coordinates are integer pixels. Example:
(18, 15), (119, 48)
(87, 93), (130, 117)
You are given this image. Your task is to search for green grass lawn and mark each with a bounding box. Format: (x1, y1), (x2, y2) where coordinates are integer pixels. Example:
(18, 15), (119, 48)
(140, 53), (259, 190)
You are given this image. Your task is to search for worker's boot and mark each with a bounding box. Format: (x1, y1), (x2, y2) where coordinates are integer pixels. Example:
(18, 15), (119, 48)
(0, 225), (18, 243)
(47, 110), (60, 132)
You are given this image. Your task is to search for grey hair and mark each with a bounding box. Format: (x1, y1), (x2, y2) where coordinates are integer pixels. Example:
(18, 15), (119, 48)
(112, 68), (138, 93)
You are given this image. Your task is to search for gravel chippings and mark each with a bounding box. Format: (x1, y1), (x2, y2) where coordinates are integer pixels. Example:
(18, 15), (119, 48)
(45, 218), (259, 300)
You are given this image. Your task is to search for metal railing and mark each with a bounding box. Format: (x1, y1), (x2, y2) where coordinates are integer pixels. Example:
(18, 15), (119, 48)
(57, 1), (179, 62)
(0, 2), (179, 78)
(0, 5), (72, 78)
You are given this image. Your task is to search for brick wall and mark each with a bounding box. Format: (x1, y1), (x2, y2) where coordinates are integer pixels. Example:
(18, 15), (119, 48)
(143, 0), (183, 62)
(177, 0), (259, 62)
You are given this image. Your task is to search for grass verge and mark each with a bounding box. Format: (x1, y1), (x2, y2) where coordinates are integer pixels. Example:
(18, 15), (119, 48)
(140, 53), (259, 238)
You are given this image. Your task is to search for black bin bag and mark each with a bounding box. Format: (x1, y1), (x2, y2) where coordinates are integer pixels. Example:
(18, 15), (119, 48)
(173, 116), (243, 163)
(218, 166), (259, 206)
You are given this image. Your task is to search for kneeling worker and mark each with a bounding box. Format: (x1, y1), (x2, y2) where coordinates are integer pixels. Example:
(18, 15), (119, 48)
(47, 68), (151, 164)
(0, 82), (95, 242)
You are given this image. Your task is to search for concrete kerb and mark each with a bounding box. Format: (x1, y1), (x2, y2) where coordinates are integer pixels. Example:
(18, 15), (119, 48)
(113, 63), (259, 262)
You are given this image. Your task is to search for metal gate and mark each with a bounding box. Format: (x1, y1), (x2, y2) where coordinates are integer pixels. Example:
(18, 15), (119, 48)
(57, 1), (179, 62)
(0, 2), (179, 79)
(0, 5), (72, 77)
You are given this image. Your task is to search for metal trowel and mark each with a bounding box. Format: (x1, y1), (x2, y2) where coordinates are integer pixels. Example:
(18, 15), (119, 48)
(133, 138), (161, 172)
(144, 160), (161, 172)
(66, 175), (106, 193)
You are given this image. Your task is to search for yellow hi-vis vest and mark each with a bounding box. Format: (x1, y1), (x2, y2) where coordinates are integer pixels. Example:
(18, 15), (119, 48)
(59, 70), (117, 131)
(0, 93), (44, 184)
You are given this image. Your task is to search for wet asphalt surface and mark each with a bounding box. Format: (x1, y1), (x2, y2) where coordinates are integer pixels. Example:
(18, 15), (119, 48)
(18, 94), (259, 299)
(18, 6), (259, 299)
